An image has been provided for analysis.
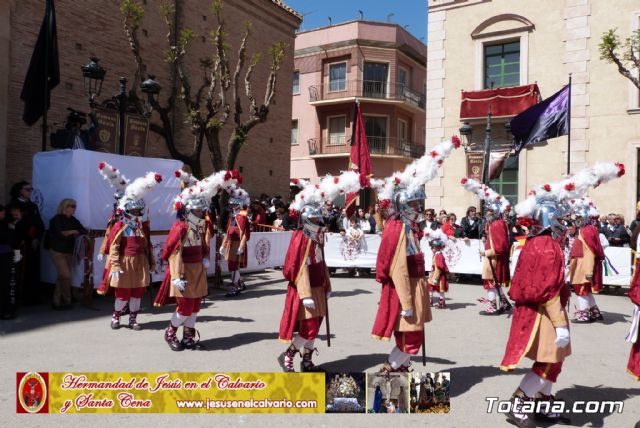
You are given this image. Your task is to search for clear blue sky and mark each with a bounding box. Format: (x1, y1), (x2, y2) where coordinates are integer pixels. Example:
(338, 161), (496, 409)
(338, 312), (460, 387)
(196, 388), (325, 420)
(284, 0), (427, 43)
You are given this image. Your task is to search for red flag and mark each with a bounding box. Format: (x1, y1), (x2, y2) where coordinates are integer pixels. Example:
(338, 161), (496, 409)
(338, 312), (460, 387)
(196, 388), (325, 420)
(345, 102), (372, 217)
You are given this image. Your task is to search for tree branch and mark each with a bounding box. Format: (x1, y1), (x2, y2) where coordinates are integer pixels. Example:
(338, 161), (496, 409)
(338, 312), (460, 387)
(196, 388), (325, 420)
(233, 24), (250, 126)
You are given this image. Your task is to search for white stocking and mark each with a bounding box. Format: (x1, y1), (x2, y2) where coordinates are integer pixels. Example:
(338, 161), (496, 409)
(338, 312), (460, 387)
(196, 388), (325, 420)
(577, 296), (590, 311)
(114, 299), (127, 311)
(586, 293), (597, 307)
(388, 346), (411, 369)
(487, 290), (497, 302)
(293, 334), (308, 351)
(129, 297), (141, 313)
(540, 379), (553, 396)
(519, 371), (545, 397)
(171, 312), (187, 328)
(184, 313), (197, 328)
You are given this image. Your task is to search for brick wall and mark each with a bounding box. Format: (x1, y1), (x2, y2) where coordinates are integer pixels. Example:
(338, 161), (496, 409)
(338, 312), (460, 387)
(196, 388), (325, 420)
(4, 0), (300, 201)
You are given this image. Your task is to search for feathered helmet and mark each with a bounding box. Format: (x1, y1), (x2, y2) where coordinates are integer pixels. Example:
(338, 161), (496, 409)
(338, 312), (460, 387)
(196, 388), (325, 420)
(117, 172), (163, 212)
(424, 228), (449, 249)
(460, 177), (512, 215)
(516, 162), (624, 233)
(174, 169), (242, 213)
(567, 196), (599, 223)
(98, 162), (130, 200)
(371, 136), (461, 218)
(289, 171), (365, 242)
(174, 169), (198, 189)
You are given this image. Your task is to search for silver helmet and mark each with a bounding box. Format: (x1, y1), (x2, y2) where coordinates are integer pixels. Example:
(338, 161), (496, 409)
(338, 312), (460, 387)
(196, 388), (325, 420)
(392, 187), (426, 224)
(184, 196), (209, 212)
(300, 204), (325, 243)
(530, 199), (571, 235)
(124, 198), (146, 212)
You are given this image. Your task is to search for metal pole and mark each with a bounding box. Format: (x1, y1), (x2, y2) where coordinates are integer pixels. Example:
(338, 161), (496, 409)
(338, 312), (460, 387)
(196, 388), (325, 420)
(118, 77), (127, 155)
(482, 107), (493, 186)
(566, 74), (572, 175)
(41, 0), (51, 152)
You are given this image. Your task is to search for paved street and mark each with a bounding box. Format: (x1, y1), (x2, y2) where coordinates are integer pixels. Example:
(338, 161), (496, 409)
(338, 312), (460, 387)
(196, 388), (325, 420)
(2, 270), (640, 427)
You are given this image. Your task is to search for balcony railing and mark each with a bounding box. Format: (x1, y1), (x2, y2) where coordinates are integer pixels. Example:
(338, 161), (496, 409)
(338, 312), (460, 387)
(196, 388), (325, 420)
(307, 136), (425, 158)
(309, 79), (426, 109)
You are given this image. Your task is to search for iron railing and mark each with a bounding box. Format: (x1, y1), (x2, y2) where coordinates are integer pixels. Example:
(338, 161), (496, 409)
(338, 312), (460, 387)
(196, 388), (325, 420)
(307, 136), (425, 158)
(309, 79), (426, 109)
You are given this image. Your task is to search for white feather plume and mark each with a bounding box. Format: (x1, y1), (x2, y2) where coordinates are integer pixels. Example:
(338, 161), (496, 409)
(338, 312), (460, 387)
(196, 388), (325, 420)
(98, 162), (129, 191)
(460, 177), (511, 213)
(515, 162), (624, 218)
(118, 172), (162, 209)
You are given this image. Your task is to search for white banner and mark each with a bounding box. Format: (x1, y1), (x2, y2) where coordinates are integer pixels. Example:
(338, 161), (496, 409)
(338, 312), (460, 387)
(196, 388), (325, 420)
(324, 233), (380, 268)
(322, 233), (633, 286)
(42, 231), (294, 288)
(33, 149), (183, 231)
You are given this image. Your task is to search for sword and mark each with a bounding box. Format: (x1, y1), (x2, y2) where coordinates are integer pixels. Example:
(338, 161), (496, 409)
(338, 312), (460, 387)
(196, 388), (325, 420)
(422, 329), (426, 366)
(320, 233), (331, 347)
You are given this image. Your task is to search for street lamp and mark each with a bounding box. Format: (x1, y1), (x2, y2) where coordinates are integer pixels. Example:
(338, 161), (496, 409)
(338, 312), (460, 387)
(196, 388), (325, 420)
(458, 121), (473, 152)
(140, 74), (161, 116)
(81, 57), (106, 106)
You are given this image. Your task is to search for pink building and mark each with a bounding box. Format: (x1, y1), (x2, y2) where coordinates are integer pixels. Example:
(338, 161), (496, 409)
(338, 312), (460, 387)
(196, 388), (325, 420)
(291, 20), (427, 206)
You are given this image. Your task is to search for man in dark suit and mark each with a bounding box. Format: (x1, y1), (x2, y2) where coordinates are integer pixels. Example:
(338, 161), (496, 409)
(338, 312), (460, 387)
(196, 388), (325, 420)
(460, 206), (481, 239)
(602, 213), (630, 247)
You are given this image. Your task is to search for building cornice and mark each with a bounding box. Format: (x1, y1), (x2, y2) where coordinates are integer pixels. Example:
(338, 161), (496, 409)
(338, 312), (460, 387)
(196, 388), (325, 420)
(295, 39), (426, 66)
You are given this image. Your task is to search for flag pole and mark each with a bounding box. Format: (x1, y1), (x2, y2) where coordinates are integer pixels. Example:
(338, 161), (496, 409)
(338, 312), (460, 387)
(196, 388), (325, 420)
(41, 0), (50, 152)
(566, 74), (572, 175)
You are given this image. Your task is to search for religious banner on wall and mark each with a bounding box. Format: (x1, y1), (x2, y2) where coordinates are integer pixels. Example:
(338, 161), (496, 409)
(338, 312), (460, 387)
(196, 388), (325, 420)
(91, 107), (118, 153)
(124, 113), (149, 156)
(466, 152), (485, 182)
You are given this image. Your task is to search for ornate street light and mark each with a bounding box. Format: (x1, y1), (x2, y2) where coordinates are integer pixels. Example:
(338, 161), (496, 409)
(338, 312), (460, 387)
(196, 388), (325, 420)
(140, 74), (161, 116)
(81, 57), (106, 105)
(458, 121), (473, 152)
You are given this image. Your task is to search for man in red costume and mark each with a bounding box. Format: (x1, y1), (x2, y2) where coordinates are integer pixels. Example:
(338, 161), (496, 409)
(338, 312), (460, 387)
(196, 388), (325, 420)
(100, 172), (162, 331)
(627, 230), (640, 380)
(427, 230), (449, 309)
(460, 178), (512, 315)
(568, 200), (605, 323)
(220, 190), (251, 297)
(278, 204), (331, 372)
(371, 187), (432, 372)
(479, 208), (512, 315)
(500, 207), (572, 427)
(500, 161), (626, 427)
(155, 186), (212, 351)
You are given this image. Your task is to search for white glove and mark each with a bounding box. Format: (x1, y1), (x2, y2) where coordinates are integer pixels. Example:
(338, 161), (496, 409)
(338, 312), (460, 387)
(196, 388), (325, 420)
(109, 270), (124, 279)
(97, 253), (104, 262)
(326, 291), (331, 300)
(554, 327), (570, 348)
(302, 298), (316, 310)
(202, 258), (210, 269)
(401, 308), (414, 318)
(172, 278), (187, 292)
(13, 250), (22, 264)
(219, 246), (225, 256)
(237, 247), (244, 255)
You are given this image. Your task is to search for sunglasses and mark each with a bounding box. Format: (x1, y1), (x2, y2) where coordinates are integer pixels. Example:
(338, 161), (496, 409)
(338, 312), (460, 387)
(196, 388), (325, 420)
(23, 188), (33, 192)
(68, 205), (77, 208)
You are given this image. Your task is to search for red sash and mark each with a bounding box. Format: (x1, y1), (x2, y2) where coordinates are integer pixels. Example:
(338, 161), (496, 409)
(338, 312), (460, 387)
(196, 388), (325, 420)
(121, 236), (146, 256)
(182, 245), (204, 263)
(407, 253), (425, 278)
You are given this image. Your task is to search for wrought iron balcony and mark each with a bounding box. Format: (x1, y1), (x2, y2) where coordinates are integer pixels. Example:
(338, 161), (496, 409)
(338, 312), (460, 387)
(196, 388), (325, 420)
(308, 79), (425, 109)
(307, 136), (425, 158)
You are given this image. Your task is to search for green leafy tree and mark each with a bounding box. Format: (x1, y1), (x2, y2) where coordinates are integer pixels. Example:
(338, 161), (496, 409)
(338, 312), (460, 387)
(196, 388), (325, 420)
(599, 28), (640, 90)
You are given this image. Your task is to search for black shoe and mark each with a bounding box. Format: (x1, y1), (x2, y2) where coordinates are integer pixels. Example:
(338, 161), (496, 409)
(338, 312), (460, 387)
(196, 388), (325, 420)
(61, 304), (73, 311)
(52, 304), (64, 311)
(238, 281), (247, 292)
(225, 288), (241, 297)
